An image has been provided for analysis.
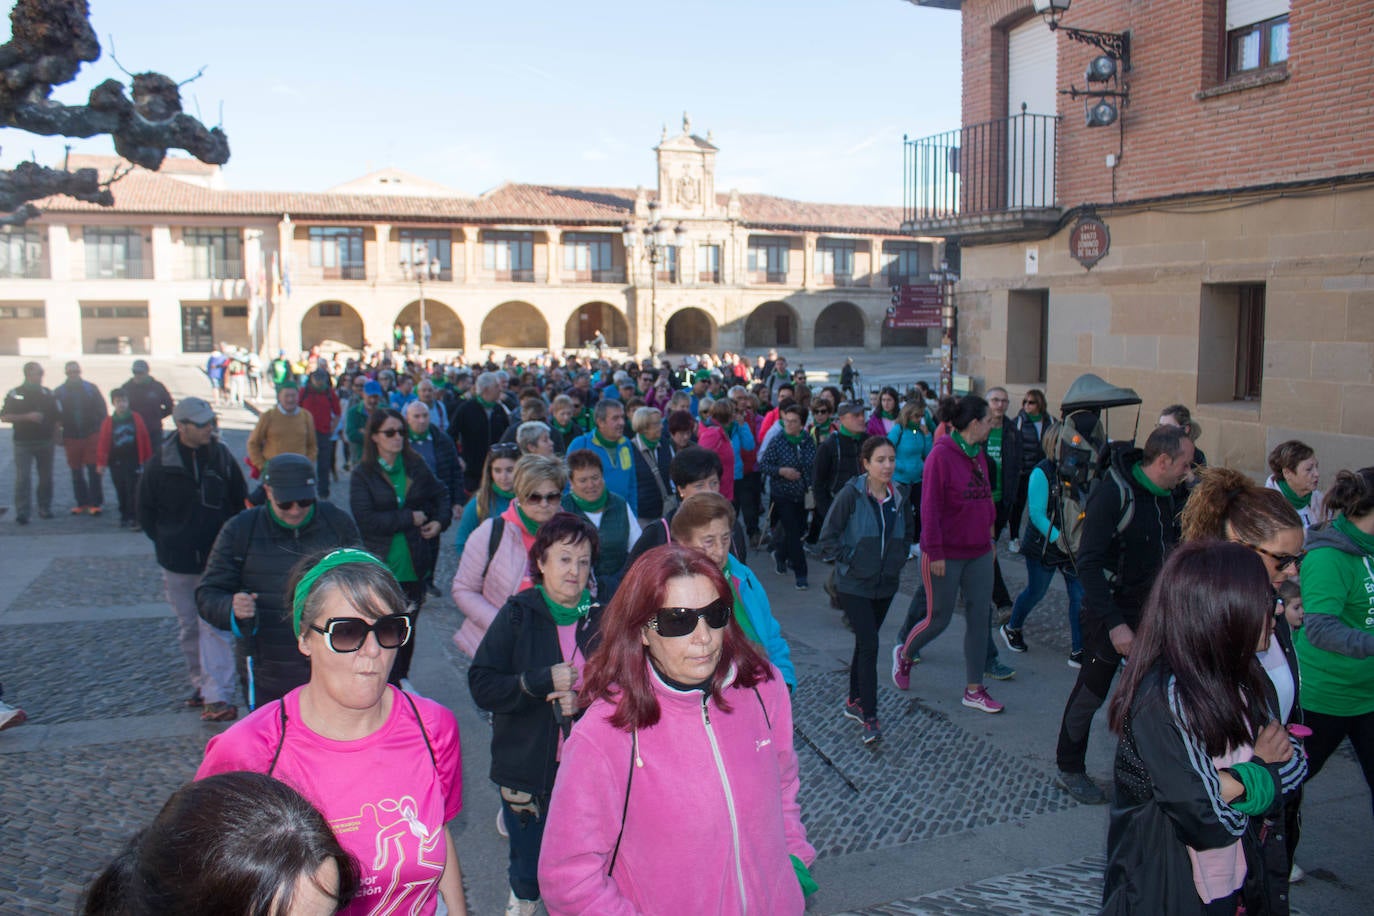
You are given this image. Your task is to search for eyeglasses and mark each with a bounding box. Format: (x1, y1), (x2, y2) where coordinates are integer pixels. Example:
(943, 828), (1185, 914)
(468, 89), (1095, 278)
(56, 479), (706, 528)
(1242, 542), (1306, 574)
(524, 490), (563, 505)
(490, 442), (521, 456)
(275, 498), (316, 511)
(377, 427), (404, 438)
(309, 615), (412, 653)
(646, 598), (732, 638)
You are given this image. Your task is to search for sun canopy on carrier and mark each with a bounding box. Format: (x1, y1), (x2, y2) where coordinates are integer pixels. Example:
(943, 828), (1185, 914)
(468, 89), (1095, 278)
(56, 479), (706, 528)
(1059, 373), (1142, 415)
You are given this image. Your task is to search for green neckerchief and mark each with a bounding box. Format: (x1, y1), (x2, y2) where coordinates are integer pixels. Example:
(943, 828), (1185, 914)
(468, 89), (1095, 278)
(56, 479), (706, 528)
(593, 429), (627, 451)
(1334, 514), (1374, 555)
(536, 585), (593, 626)
(783, 431), (806, 445)
(476, 394), (500, 410)
(408, 429), (430, 445)
(879, 409), (897, 420)
(552, 419), (577, 437)
(493, 484), (515, 500)
(638, 433), (660, 450)
(1026, 412), (1043, 423)
(1131, 461), (1172, 497)
(515, 504), (541, 535)
(268, 501), (316, 530)
(950, 429), (980, 458)
(570, 489), (608, 513)
(1277, 478), (1312, 511)
(837, 424), (864, 440)
(379, 456), (408, 505)
(728, 580), (761, 646)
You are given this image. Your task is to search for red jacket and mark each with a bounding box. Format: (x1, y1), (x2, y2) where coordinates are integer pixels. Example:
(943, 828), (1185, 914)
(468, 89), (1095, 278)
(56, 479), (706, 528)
(698, 424), (736, 501)
(298, 385), (340, 435)
(96, 412), (152, 467)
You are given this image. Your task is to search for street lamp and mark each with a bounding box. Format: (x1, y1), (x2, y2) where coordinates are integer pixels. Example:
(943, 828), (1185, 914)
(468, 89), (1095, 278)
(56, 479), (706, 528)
(408, 240), (429, 357)
(929, 258), (959, 397)
(623, 198), (686, 357)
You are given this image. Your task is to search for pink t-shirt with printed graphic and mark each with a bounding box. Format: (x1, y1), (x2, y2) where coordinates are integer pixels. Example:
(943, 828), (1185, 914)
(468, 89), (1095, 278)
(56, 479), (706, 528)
(197, 685), (462, 915)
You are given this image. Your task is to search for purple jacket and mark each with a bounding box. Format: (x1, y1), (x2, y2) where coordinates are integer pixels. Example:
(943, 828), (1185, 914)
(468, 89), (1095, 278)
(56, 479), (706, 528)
(920, 433), (995, 561)
(865, 413), (896, 438)
(538, 664), (814, 915)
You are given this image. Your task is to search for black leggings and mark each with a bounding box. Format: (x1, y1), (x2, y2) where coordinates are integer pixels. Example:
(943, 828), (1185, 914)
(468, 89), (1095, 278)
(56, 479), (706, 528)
(839, 592), (896, 720)
(1302, 707), (1374, 818)
(390, 580), (428, 683)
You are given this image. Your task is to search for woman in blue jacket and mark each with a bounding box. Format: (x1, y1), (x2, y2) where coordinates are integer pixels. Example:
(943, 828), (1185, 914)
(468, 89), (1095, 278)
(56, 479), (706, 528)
(888, 398), (932, 558)
(669, 492), (796, 689)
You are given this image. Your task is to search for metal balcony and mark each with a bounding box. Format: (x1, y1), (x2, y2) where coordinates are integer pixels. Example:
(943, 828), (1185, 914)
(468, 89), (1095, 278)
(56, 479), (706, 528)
(903, 110), (1062, 243)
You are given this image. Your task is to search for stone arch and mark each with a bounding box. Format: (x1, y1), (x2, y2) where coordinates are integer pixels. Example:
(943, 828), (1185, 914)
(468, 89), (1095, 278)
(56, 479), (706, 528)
(744, 300), (799, 348)
(564, 301), (629, 350)
(814, 301), (867, 348)
(481, 300), (549, 349)
(396, 299), (463, 349)
(301, 300), (364, 350)
(663, 307), (717, 354)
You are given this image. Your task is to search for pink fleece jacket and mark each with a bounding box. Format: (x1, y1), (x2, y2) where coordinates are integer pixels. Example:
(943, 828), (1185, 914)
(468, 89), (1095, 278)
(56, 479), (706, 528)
(538, 663), (814, 916)
(919, 433), (995, 562)
(451, 502), (535, 657)
(697, 424), (736, 500)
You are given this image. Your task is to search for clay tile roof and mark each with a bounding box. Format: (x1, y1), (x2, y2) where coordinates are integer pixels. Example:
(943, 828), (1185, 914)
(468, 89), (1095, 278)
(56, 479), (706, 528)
(34, 159), (904, 234)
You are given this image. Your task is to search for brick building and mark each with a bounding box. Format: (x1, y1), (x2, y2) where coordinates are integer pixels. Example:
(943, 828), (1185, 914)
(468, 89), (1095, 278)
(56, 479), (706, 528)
(0, 119), (940, 361)
(903, 0), (1373, 475)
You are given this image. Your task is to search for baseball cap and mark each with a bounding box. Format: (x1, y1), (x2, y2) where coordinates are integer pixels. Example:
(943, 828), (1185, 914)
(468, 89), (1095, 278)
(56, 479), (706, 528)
(836, 401), (866, 417)
(693, 369), (711, 383)
(172, 397), (215, 425)
(263, 454), (317, 503)
(363, 381), (383, 396)
(131, 359), (150, 373)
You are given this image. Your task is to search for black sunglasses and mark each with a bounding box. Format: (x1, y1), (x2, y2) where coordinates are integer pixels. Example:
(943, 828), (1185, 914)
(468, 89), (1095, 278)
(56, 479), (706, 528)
(276, 498), (316, 511)
(309, 615), (412, 653)
(523, 490), (562, 505)
(646, 598), (732, 638)
(1243, 542), (1305, 573)
(377, 427), (404, 438)
(490, 443), (521, 456)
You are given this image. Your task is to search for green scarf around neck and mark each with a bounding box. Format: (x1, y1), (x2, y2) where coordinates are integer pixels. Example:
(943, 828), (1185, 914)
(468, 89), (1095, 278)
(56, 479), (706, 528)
(593, 429), (626, 451)
(638, 433), (660, 450)
(493, 483), (515, 500)
(1131, 461), (1173, 497)
(783, 431), (806, 445)
(1025, 412), (1043, 423)
(837, 424), (864, 440)
(537, 585), (593, 626)
(515, 504), (541, 535)
(1277, 478), (1312, 510)
(476, 394), (500, 410)
(1334, 514), (1374, 555)
(268, 501), (316, 530)
(950, 430), (980, 458)
(880, 409), (897, 420)
(570, 488), (608, 513)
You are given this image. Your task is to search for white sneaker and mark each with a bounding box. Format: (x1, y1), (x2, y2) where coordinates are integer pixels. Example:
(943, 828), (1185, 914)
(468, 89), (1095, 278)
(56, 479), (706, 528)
(1008, 538), (1021, 554)
(0, 700), (25, 732)
(908, 543), (921, 559)
(504, 890), (540, 916)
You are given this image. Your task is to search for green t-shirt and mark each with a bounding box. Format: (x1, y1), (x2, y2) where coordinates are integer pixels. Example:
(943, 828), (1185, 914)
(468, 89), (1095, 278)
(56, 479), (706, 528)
(985, 427), (1003, 504)
(1295, 516), (1374, 716)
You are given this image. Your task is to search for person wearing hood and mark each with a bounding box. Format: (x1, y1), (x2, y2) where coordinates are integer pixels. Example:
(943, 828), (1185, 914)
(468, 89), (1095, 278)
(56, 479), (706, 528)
(537, 544), (815, 915)
(1295, 466), (1374, 818)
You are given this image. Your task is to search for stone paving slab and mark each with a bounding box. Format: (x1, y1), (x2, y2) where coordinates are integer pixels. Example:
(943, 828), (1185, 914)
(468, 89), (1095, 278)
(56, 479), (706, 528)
(9, 555), (168, 610)
(834, 856), (1107, 915)
(0, 735), (207, 916)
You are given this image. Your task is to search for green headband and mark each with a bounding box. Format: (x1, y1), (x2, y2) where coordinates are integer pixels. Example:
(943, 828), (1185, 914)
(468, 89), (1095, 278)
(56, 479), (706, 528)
(291, 548), (390, 637)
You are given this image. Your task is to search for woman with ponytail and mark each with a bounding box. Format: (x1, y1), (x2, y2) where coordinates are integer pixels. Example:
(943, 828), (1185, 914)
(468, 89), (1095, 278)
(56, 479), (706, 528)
(1295, 466), (1374, 817)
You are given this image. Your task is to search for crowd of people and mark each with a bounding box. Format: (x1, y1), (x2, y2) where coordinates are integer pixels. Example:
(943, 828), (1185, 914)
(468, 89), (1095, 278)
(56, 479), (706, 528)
(3, 342), (1371, 915)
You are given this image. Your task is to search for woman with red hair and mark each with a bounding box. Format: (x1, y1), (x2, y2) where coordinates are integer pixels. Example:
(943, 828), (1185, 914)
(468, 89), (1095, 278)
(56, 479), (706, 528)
(537, 544), (816, 915)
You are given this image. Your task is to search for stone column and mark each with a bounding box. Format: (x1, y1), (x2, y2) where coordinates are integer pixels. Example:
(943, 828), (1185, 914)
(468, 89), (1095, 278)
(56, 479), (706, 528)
(374, 223), (391, 281)
(802, 232), (817, 290)
(43, 224), (81, 355)
(547, 229), (562, 285)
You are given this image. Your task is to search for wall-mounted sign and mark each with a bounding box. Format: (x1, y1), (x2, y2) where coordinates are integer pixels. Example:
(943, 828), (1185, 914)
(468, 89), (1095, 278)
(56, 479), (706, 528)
(1069, 216), (1111, 270)
(887, 283), (943, 328)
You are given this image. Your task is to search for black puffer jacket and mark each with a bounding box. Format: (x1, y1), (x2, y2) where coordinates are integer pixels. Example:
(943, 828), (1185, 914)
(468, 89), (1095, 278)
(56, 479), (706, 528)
(196, 502), (361, 708)
(138, 433), (248, 574)
(350, 451), (452, 582)
(468, 588), (603, 796)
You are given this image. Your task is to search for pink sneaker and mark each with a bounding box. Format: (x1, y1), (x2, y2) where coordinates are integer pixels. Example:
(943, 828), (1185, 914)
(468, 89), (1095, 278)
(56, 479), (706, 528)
(962, 686), (1004, 714)
(891, 645), (911, 691)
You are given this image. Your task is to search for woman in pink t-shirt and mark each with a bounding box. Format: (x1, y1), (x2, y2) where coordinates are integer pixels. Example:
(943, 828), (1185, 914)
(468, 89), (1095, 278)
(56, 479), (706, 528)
(470, 512), (604, 916)
(197, 549), (468, 916)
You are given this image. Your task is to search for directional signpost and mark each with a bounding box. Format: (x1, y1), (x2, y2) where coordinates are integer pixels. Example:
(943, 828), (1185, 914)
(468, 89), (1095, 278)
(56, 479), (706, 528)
(886, 283), (943, 329)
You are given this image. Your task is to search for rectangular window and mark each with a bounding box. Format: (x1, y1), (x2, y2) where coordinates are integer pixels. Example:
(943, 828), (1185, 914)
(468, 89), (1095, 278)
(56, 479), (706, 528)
(308, 227), (366, 279)
(1198, 283), (1266, 403)
(747, 238), (790, 283)
(0, 304), (45, 318)
(84, 227), (147, 279)
(0, 229), (46, 279)
(815, 240), (855, 285)
(183, 228), (244, 279)
(884, 243), (925, 286)
(318, 302), (343, 317)
(1226, 2), (1289, 76)
(221, 305), (249, 318)
(398, 228), (452, 281)
(656, 245), (678, 283)
(562, 232), (618, 282)
(80, 305), (149, 318)
(698, 244), (721, 283)
(482, 231), (534, 281)
(1006, 290), (1049, 384)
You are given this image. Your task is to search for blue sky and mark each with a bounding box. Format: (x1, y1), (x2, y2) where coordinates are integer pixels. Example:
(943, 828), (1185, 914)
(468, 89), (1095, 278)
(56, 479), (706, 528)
(1, 0), (962, 206)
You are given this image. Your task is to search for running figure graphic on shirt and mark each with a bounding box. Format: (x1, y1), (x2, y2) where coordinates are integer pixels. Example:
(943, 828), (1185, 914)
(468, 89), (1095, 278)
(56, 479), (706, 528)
(331, 794), (445, 915)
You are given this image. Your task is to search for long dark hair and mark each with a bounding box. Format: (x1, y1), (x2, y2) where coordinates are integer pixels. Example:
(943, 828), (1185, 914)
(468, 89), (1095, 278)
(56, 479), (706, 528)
(935, 394), (987, 432)
(1109, 541), (1274, 756)
(580, 544), (770, 730)
(82, 771), (359, 915)
(361, 407), (416, 466)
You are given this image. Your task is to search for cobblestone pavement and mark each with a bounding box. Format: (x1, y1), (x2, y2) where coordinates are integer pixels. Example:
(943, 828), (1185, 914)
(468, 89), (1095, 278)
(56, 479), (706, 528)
(1, 356), (1369, 915)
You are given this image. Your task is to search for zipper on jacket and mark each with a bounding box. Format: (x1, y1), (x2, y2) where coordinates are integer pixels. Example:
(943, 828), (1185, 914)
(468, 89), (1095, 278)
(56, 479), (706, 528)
(701, 692), (748, 913)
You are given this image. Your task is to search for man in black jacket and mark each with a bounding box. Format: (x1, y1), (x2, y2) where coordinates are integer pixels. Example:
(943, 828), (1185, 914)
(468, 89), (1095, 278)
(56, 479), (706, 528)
(54, 361), (107, 514)
(985, 387), (1023, 613)
(121, 359), (175, 441)
(1, 362), (59, 524)
(1053, 425), (1193, 804)
(450, 370), (510, 494)
(137, 397), (248, 721)
(811, 401), (866, 545)
(196, 453), (361, 710)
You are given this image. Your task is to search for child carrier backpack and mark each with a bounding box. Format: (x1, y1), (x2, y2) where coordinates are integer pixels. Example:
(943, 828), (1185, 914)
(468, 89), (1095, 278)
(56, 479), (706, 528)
(1051, 411), (1134, 574)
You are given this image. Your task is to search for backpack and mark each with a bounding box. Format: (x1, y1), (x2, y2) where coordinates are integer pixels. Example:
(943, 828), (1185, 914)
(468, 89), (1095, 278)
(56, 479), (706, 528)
(1051, 413), (1135, 576)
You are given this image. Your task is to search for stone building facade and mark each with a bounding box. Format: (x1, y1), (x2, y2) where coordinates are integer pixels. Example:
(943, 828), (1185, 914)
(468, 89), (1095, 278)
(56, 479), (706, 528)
(0, 121), (939, 362)
(904, 0), (1374, 475)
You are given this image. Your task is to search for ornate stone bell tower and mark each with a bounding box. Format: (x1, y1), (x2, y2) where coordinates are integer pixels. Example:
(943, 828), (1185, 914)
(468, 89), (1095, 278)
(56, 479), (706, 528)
(654, 112), (723, 218)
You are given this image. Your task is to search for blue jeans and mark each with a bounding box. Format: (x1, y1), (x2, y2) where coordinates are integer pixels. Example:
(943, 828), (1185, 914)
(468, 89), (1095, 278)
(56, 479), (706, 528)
(1008, 555), (1083, 652)
(502, 793), (548, 901)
